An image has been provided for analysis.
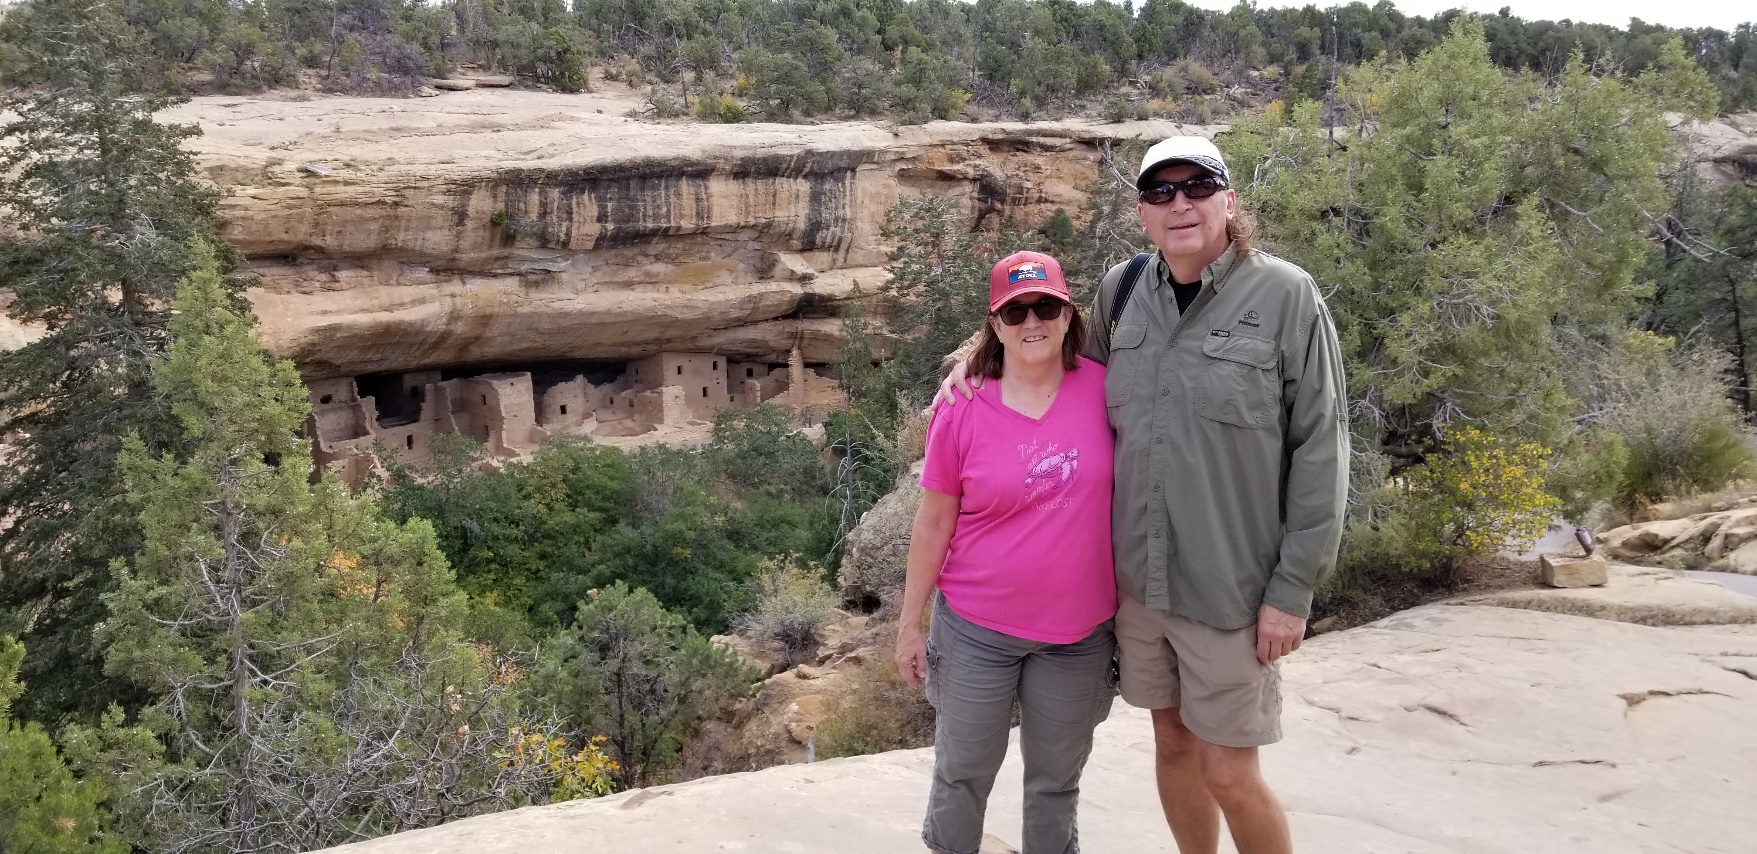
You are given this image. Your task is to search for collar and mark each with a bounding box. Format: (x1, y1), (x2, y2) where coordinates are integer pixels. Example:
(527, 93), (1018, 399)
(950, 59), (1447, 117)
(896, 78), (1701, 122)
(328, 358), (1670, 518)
(1151, 247), (1245, 292)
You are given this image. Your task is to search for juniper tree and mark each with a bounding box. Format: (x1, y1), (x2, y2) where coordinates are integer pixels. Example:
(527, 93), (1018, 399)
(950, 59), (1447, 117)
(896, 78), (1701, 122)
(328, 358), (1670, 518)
(0, 637), (125, 854)
(1223, 22), (1719, 459)
(73, 244), (569, 853)
(0, 0), (235, 723)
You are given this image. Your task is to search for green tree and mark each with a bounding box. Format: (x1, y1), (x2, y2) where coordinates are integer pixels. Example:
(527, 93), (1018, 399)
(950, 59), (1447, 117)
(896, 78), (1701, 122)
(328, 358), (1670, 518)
(539, 584), (754, 789)
(0, 0), (232, 723)
(707, 403), (832, 500)
(0, 637), (125, 854)
(1224, 23), (1717, 460)
(78, 245), (567, 852)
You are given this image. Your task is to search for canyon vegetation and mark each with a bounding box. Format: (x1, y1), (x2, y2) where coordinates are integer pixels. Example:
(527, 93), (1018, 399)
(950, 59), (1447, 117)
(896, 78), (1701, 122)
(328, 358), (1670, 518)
(1, 0), (1756, 851)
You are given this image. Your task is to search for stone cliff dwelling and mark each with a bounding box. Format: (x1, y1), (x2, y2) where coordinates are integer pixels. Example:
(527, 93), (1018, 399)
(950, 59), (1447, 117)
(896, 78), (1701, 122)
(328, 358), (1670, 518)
(307, 346), (842, 483)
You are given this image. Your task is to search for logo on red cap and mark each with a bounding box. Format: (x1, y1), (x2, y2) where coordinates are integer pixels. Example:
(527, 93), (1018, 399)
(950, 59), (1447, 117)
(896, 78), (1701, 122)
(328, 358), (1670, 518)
(1008, 262), (1048, 284)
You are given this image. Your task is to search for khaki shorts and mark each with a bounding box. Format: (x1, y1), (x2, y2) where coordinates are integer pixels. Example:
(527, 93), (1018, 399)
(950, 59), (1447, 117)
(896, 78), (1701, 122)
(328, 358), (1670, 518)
(1114, 594), (1282, 748)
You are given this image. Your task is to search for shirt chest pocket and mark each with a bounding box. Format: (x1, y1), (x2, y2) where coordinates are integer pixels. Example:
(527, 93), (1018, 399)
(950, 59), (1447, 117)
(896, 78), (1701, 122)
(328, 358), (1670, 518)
(1105, 323), (1147, 410)
(1194, 333), (1279, 429)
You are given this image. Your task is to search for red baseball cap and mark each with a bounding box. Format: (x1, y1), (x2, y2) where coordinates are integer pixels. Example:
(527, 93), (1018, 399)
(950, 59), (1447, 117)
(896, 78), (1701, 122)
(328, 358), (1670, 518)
(989, 251), (1070, 312)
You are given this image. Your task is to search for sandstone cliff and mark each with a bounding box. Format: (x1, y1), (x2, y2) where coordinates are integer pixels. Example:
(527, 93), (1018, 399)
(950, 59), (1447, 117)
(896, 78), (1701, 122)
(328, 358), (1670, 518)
(170, 91), (1194, 379)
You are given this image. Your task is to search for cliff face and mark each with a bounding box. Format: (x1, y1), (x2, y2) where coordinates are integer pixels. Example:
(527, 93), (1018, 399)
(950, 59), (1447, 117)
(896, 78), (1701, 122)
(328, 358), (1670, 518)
(174, 91), (1192, 379)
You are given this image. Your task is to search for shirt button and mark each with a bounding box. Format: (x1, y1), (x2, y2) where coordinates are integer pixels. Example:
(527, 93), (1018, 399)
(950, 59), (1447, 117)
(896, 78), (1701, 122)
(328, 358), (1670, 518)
(1156, 437), (1164, 444)
(1153, 484), (1161, 492)
(1168, 340), (1178, 347)
(1153, 530), (1163, 538)
(1161, 387), (1170, 396)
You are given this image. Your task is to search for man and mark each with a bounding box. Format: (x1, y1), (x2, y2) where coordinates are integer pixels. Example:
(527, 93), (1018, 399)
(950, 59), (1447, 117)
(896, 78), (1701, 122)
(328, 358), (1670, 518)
(942, 136), (1348, 854)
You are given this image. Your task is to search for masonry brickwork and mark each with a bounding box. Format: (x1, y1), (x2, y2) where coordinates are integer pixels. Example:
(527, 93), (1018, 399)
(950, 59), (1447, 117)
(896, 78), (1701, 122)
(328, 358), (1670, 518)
(306, 348), (836, 483)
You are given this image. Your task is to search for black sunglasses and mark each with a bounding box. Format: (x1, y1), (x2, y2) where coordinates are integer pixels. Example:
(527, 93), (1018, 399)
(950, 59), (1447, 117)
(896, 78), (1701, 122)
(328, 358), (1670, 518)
(1139, 175), (1229, 205)
(995, 299), (1068, 326)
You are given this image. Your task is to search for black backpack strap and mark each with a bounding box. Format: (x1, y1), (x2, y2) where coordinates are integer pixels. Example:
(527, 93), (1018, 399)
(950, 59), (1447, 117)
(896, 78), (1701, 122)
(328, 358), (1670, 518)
(1109, 252), (1153, 336)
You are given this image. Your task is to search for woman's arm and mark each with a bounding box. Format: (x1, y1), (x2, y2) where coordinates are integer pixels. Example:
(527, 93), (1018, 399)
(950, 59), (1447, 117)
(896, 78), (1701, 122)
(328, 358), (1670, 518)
(895, 489), (960, 689)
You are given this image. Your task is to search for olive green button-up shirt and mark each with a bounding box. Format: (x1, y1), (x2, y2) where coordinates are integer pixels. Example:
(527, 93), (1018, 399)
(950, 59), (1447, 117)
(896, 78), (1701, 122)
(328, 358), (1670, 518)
(1086, 249), (1349, 630)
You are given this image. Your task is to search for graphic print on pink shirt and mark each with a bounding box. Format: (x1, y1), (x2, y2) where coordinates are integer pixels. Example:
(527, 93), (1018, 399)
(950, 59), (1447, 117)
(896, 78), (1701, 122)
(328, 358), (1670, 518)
(1021, 441), (1080, 505)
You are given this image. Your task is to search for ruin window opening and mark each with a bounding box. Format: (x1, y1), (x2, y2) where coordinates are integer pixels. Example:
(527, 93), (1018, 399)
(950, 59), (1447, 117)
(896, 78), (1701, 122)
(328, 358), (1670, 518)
(481, 395), (487, 405)
(701, 387), (708, 398)
(406, 435), (414, 450)
(410, 386), (424, 402)
(560, 405), (568, 415)
(676, 365), (683, 376)
(746, 368), (755, 378)
(712, 360), (718, 370)
(356, 372), (422, 428)
(319, 394), (333, 404)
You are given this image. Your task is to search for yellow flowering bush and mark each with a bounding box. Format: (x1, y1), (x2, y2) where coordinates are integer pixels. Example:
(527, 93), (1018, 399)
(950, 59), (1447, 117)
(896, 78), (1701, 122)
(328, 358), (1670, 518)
(501, 731), (618, 802)
(1404, 427), (1559, 567)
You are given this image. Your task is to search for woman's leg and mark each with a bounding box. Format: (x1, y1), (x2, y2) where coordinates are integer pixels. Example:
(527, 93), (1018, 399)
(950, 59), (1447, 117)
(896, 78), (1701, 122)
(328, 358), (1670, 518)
(924, 600), (1031, 854)
(1015, 622), (1117, 854)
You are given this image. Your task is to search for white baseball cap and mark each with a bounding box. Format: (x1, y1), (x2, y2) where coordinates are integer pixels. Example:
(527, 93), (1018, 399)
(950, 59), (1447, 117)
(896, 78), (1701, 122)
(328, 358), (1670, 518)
(1136, 136), (1231, 190)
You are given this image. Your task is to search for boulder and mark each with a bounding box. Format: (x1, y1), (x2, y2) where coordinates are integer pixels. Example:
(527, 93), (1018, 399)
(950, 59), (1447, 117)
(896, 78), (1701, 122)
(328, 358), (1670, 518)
(780, 695), (827, 744)
(430, 78), (476, 91)
(1538, 554), (1607, 588)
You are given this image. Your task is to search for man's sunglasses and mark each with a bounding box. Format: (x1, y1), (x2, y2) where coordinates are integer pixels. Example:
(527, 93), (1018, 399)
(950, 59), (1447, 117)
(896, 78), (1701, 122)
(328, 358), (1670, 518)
(995, 299), (1068, 326)
(1139, 175), (1229, 205)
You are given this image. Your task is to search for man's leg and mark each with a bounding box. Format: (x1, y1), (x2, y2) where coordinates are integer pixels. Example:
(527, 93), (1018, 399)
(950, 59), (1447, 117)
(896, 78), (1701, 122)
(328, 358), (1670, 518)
(1196, 741), (1291, 854)
(1149, 707), (1220, 854)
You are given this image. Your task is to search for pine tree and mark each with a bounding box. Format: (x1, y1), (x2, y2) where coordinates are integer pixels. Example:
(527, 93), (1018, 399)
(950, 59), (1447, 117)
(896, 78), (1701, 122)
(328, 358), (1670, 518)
(75, 244), (567, 852)
(539, 583), (753, 789)
(0, 637), (125, 853)
(0, 0), (235, 723)
(1223, 22), (1719, 458)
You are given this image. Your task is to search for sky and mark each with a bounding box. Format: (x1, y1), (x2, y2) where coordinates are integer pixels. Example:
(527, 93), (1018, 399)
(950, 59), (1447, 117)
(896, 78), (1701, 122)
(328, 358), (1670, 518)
(1177, 0), (1750, 32)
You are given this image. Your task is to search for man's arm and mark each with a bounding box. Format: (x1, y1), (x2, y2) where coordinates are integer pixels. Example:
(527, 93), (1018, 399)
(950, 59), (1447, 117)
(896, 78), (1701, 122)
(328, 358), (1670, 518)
(1263, 299), (1350, 624)
(1083, 266), (1117, 364)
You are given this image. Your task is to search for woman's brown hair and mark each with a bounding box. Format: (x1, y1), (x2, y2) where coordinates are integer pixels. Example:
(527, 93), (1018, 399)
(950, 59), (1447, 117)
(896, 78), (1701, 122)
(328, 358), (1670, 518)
(968, 303), (1087, 380)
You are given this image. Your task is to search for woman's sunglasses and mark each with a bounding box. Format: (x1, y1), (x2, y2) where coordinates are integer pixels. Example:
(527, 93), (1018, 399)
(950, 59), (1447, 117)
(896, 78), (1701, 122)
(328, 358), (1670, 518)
(995, 299), (1068, 326)
(1139, 175), (1228, 205)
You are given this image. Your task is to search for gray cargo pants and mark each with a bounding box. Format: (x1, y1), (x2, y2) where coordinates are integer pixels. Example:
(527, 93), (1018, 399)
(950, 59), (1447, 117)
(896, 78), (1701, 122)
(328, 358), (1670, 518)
(923, 596), (1117, 854)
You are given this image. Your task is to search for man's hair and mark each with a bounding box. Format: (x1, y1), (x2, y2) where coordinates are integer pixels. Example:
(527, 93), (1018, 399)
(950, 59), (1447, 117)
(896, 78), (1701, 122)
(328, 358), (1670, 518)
(1226, 207), (1256, 254)
(969, 307), (1087, 380)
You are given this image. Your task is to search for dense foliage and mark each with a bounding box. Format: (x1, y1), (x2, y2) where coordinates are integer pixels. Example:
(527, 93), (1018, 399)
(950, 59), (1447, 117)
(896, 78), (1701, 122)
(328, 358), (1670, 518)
(0, 0), (1751, 118)
(378, 404), (839, 641)
(0, 0), (240, 724)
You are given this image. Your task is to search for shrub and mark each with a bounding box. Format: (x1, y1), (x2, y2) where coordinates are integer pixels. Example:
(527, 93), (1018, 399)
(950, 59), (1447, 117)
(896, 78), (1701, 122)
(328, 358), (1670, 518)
(1404, 426), (1559, 576)
(694, 91), (747, 123)
(1102, 97), (1132, 123)
(738, 558), (840, 662)
(539, 584), (756, 789)
(1590, 333), (1757, 507)
(812, 626), (934, 759)
(644, 85), (686, 118)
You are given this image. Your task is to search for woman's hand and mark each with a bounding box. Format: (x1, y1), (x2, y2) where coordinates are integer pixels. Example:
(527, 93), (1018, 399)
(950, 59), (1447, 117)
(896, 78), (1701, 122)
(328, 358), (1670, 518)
(932, 361), (983, 410)
(895, 628), (928, 690)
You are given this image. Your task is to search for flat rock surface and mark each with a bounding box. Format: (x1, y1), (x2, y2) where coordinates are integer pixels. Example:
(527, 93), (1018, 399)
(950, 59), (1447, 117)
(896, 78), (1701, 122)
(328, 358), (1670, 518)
(317, 604), (1757, 854)
(1459, 564), (1757, 626)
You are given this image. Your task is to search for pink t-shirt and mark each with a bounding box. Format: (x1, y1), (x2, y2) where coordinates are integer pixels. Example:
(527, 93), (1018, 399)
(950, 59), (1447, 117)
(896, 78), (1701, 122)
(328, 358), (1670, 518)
(919, 356), (1116, 643)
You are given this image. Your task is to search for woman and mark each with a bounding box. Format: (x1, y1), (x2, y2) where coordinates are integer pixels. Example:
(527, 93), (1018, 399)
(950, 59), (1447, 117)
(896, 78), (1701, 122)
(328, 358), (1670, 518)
(895, 250), (1117, 854)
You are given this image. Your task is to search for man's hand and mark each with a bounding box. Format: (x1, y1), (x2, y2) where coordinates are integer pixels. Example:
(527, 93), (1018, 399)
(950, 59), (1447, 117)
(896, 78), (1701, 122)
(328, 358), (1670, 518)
(895, 629), (928, 689)
(931, 361), (983, 410)
(1255, 603), (1306, 664)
